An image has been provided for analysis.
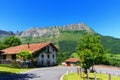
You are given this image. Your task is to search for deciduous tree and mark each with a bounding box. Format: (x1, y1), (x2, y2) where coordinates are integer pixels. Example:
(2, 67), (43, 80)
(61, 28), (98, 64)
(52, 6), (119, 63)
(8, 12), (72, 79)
(76, 34), (107, 78)
(16, 50), (33, 61)
(16, 50), (33, 68)
(3, 36), (21, 47)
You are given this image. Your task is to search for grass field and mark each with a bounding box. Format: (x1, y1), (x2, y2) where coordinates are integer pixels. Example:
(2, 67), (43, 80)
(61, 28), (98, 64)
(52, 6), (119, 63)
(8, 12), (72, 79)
(63, 73), (81, 80)
(63, 73), (120, 80)
(0, 64), (30, 77)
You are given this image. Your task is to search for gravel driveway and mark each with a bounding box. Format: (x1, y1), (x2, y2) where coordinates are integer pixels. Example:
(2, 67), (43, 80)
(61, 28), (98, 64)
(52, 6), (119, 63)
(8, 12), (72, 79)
(0, 66), (76, 80)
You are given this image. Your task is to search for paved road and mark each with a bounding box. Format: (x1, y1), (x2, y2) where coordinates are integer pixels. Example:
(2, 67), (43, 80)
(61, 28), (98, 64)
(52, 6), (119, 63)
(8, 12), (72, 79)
(0, 66), (76, 80)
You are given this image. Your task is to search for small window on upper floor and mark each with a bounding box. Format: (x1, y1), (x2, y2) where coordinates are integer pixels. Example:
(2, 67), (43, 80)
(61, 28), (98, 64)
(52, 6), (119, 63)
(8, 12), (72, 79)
(41, 54), (44, 58)
(46, 46), (49, 53)
(53, 48), (54, 52)
(53, 54), (55, 58)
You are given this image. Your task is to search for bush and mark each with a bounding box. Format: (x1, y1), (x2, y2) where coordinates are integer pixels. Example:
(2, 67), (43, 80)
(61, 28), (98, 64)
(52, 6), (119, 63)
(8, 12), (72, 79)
(11, 60), (21, 68)
(108, 54), (120, 67)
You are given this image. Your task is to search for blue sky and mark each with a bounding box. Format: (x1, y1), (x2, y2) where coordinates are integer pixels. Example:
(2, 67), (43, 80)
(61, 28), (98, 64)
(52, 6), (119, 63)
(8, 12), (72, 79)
(0, 0), (120, 38)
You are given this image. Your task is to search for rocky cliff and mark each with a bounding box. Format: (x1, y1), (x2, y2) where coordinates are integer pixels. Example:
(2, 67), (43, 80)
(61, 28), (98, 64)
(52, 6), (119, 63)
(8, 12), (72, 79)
(19, 23), (92, 37)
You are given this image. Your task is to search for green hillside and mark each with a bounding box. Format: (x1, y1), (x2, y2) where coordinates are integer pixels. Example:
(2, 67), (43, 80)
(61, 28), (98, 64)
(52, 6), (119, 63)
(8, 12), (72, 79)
(1, 30), (120, 64)
(19, 30), (89, 62)
(19, 31), (120, 66)
(20, 30), (120, 55)
(1, 30), (120, 55)
(21, 30), (88, 54)
(101, 36), (120, 54)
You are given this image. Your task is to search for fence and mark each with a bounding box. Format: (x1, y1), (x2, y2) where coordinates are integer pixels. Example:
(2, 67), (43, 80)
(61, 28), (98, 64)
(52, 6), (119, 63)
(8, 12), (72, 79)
(76, 67), (120, 80)
(0, 60), (34, 68)
(0, 60), (12, 64)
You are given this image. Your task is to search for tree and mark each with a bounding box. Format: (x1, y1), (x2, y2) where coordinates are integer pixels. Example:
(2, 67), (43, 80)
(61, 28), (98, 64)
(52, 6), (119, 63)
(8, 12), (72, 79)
(16, 50), (33, 68)
(76, 34), (106, 78)
(0, 42), (8, 50)
(16, 50), (33, 61)
(3, 36), (21, 47)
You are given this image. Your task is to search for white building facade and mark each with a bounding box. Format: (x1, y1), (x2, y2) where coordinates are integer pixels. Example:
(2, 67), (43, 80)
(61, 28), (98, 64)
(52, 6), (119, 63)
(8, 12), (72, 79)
(0, 42), (58, 67)
(34, 44), (57, 67)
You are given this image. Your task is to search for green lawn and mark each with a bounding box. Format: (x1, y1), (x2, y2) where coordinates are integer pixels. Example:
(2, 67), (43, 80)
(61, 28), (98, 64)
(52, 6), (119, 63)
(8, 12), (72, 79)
(63, 73), (81, 80)
(0, 64), (31, 77)
(63, 73), (120, 80)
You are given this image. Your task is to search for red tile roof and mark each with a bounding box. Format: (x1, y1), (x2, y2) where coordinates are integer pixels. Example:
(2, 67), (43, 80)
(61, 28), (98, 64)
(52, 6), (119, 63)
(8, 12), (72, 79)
(65, 58), (79, 63)
(1, 42), (57, 55)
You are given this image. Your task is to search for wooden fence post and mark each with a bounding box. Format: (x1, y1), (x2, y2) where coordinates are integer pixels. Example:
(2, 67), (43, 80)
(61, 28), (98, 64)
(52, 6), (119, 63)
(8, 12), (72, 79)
(77, 67), (80, 75)
(94, 72), (97, 80)
(86, 69), (90, 80)
(108, 74), (111, 80)
(80, 67), (82, 77)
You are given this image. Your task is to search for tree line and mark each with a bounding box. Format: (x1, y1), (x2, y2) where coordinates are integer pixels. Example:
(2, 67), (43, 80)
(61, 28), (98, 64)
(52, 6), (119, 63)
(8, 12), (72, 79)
(0, 36), (21, 50)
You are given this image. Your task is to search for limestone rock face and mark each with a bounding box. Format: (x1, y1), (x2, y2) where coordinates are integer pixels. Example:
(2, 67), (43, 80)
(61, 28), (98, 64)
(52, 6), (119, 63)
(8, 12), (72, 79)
(20, 27), (60, 37)
(19, 23), (92, 37)
(62, 23), (92, 31)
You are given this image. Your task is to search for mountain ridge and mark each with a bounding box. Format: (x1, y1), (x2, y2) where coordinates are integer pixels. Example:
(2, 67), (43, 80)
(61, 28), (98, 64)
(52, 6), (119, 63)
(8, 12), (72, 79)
(1, 23), (120, 54)
(0, 30), (15, 36)
(17, 23), (93, 37)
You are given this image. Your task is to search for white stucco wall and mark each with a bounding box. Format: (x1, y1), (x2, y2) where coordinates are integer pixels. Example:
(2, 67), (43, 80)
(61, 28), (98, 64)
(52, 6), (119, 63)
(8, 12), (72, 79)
(36, 45), (57, 67)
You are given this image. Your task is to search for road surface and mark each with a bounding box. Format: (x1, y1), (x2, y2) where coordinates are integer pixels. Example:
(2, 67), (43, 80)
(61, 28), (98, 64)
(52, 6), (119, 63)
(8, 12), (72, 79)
(0, 66), (76, 80)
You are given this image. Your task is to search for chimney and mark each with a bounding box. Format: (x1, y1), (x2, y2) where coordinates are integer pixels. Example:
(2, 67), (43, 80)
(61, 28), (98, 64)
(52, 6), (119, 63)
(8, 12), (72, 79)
(27, 43), (30, 48)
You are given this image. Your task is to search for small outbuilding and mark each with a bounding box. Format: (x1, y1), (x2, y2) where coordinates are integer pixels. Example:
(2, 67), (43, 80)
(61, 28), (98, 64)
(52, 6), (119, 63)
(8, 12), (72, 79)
(65, 58), (79, 66)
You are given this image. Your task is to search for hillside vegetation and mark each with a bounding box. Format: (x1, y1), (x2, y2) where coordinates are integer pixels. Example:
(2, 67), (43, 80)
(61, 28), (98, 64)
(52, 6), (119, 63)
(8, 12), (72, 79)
(101, 36), (120, 54)
(20, 30), (88, 55)
(18, 30), (120, 65)
(1, 23), (120, 65)
(20, 30), (120, 55)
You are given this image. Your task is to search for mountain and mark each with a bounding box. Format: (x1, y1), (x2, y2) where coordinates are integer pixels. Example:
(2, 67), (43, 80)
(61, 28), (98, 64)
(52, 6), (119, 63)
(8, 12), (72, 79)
(1, 23), (120, 55)
(0, 30), (15, 36)
(18, 23), (93, 37)
(18, 23), (120, 55)
(0, 30), (15, 41)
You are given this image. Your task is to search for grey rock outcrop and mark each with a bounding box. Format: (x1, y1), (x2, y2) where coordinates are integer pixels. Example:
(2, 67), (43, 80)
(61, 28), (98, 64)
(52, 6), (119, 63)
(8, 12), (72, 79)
(18, 23), (93, 37)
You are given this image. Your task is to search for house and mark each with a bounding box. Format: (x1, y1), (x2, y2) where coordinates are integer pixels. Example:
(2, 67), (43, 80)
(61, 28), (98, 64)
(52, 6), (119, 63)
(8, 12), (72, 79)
(65, 58), (79, 66)
(0, 42), (58, 67)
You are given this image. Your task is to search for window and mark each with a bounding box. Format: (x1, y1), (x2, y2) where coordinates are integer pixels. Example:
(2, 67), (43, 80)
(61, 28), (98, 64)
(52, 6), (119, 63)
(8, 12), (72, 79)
(47, 61), (50, 66)
(41, 54), (44, 58)
(3, 55), (6, 60)
(46, 46), (49, 53)
(53, 48), (54, 52)
(47, 54), (50, 59)
(53, 54), (54, 58)
(41, 60), (44, 66)
(12, 54), (16, 60)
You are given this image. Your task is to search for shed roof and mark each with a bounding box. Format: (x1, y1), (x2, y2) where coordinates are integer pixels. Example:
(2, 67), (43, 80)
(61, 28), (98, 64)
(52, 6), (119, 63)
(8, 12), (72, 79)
(65, 58), (79, 63)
